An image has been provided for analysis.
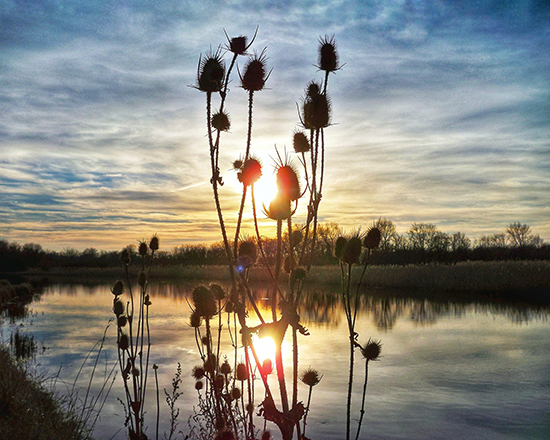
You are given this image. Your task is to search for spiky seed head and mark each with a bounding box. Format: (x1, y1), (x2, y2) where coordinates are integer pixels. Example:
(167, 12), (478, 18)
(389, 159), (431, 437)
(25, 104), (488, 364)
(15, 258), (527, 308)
(261, 431), (272, 440)
(201, 335), (209, 346)
(361, 339), (382, 361)
(236, 362), (248, 381)
(302, 89), (331, 130)
(195, 380), (203, 391)
(111, 280), (124, 296)
(149, 235), (159, 252)
(209, 283), (226, 300)
(306, 81), (321, 98)
(211, 110), (231, 132)
(363, 227), (382, 250)
(113, 298), (124, 316)
(144, 294), (152, 306)
(238, 240), (257, 263)
(197, 50), (225, 93)
(118, 334), (129, 351)
(138, 271), (147, 287)
(318, 35), (339, 72)
(344, 237), (362, 265)
(334, 236), (347, 260)
(238, 157), (262, 186)
(132, 367), (140, 377)
(189, 311), (202, 328)
(214, 374), (225, 390)
(261, 358), (273, 375)
(300, 367), (322, 387)
(233, 159), (243, 170)
(220, 360), (232, 375)
(276, 165), (301, 201)
(192, 365), (206, 380)
(229, 35), (247, 55)
(117, 315), (127, 328)
(120, 248), (131, 265)
(138, 241), (148, 256)
(246, 403), (255, 414)
(192, 285), (217, 318)
(231, 386), (241, 400)
(265, 194), (292, 220)
(291, 230), (303, 246)
(241, 49), (268, 91)
(204, 353), (217, 373)
(293, 130), (310, 153)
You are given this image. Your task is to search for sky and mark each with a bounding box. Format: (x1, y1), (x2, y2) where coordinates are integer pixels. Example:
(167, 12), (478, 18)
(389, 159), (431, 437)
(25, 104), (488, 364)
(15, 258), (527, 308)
(1, 0), (549, 251)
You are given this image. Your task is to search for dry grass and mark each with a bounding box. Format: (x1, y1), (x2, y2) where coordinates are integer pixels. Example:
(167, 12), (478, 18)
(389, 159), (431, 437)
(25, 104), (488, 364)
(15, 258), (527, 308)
(0, 347), (93, 440)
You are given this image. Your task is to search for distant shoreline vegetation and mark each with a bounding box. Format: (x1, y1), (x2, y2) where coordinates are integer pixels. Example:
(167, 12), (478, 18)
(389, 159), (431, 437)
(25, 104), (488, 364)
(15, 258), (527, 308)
(1, 221), (549, 273)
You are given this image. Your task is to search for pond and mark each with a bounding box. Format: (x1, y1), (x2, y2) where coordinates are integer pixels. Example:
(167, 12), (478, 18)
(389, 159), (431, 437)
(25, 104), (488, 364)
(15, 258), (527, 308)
(2, 282), (550, 440)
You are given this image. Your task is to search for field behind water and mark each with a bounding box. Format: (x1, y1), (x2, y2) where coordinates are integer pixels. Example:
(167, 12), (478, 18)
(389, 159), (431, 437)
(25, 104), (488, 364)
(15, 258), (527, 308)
(24, 259), (550, 298)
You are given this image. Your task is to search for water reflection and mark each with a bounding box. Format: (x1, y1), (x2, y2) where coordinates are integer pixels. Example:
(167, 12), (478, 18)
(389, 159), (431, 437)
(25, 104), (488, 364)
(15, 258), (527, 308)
(4, 282), (549, 440)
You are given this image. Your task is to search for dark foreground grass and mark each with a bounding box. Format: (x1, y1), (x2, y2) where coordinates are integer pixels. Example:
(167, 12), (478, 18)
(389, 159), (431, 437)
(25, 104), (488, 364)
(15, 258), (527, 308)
(0, 347), (92, 440)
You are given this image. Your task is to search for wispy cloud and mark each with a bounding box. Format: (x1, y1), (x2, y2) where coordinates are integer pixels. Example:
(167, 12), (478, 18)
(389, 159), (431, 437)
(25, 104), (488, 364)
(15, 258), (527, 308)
(1, 0), (549, 250)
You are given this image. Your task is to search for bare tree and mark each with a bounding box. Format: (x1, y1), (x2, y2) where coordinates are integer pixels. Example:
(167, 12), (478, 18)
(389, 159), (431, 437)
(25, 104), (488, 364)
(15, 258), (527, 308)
(450, 232), (471, 251)
(373, 218), (397, 250)
(506, 222), (533, 247)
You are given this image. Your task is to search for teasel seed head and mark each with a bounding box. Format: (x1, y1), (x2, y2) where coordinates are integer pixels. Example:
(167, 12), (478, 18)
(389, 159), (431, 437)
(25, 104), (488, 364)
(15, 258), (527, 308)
(214, 374), (225, 390)
(261, 431), (272, 440)
(149, 235), (159, 252)
(220, 360), (232, 375)
(192, 365), (206, 380)
(233, 159), (243, 170)
(276, 164), (301, 201)
(209, 283), (226, 300)
(261, 358), (273, 375)
(195, 380), (204, 391)
(236, 362), (248, 381)
(118, 333), (129, 351)
(138, 241), (148, 256)
(317, 35), (339, 73)
(120, 248), (131, 266)
(224, 27), (258, 55)
(113, 298), (124, 316)
(117, 315), (127, 328)
(238, 157), (262, 186)
(192, 285), (217, 318)
(361, 338), (382, 361)
(291, 229), (303, 246)
(189, 311), (202, 328)
(264, 193), (292, 220)
(211, 110), (231, 132)
(343, 236), (362, 265)
(241, 48), (270, 92)
(246, 403), (255, 414)
(238, 240), (257, 264)
(138, 271), (147, 287)
(300, 367), (322, 387)
(363, 226), (382, 250)
(111, 280), (124, 297)
(293, 130), (310, 153)
(230, 386), (241, 400)
(197, 49), (225, 93)
(334, 236), (347, 260)
(302, 81), (331, 130)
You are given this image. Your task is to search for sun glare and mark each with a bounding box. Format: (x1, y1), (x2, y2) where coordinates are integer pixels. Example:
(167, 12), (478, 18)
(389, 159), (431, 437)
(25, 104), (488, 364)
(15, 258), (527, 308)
(252, 335), (276, 362)
(253, 172), (278, 209)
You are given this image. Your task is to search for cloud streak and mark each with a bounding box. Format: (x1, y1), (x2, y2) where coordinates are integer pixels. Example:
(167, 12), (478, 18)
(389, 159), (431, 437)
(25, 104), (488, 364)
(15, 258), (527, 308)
(1, 0), (549, 250)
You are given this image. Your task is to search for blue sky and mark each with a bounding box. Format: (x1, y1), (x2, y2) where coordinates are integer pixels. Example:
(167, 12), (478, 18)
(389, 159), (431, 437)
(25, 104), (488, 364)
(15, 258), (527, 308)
(1, 0), (549, 250)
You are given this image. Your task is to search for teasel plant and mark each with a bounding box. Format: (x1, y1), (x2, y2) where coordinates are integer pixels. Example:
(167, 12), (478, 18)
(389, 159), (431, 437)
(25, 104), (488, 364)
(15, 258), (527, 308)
(193, 29), (342, 440)
(334, 226), (383, 440)
(111, 235), (159, 440)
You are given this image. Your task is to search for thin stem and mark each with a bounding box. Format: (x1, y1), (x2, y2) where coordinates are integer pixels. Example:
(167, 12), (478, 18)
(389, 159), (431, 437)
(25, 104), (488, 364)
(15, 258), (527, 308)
(355, 360), (370, 440)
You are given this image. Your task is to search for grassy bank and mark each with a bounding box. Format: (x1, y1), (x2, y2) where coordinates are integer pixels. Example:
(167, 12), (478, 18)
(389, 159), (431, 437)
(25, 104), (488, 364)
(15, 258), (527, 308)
(0, 347), (93, 440)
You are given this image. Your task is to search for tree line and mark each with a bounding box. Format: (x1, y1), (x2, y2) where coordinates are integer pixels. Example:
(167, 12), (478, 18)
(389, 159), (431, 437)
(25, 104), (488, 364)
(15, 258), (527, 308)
(0, 221), (548, 272)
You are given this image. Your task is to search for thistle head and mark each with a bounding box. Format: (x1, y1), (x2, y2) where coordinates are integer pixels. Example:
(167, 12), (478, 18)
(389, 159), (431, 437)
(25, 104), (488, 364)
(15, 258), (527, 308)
(192, 285), (217, 318)
(363, 226), (382, 250)
(238, 157), (262, 186)
(224, 26), (258, 55)
(301, 81), (331, 130)
(317, 35), (340, 73)
(361, 338), (382, 361)
(241, 48), (270, 92)
(197, 49), (225, 93)
(209, 283), (226, 301)
(238, 239), (257, 264)
(236, 362), (248, 381)
(111, 280), (124, 297)
(343, 236), (362, 265)
(149, 235), (159, 252)
(138, 241), (148, 256)
(276, 163), (301, 201)
(334, 236), (347, 260)
(192, 365), (205, 380)
(264, 193), (292, 220)
(120, 248), (131, 265)
(293, 130), (310, 153)
(211, 110), (231, 132)
(300, 367), (322, 387)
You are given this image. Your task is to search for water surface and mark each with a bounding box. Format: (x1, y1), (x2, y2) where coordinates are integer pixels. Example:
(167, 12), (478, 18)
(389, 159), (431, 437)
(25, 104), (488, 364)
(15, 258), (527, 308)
(3, 283), (549, 440)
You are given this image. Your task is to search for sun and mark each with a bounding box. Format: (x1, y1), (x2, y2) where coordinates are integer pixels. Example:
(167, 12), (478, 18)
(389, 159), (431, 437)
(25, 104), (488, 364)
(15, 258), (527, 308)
(252, 335), (276, 363)
(252, 172), (278, 209)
